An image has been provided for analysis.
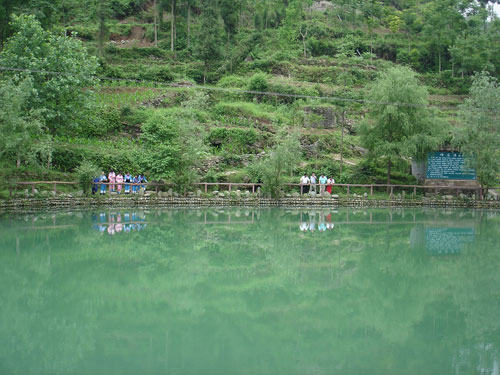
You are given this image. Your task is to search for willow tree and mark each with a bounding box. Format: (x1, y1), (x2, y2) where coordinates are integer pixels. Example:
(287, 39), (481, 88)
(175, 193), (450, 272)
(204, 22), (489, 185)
(360, 67), (446, 189)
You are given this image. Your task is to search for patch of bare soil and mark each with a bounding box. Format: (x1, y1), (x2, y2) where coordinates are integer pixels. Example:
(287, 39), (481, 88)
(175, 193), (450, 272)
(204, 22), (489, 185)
(109, 25), (153, 47)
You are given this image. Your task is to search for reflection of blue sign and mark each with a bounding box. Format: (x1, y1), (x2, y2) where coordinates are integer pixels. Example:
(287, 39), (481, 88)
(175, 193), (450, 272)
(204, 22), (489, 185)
(426, 228), (475, 255)
(426, 152), (476, 180)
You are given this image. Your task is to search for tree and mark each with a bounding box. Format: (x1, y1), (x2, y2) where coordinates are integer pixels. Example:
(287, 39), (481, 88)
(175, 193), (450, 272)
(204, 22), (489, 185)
(220, 0), (239, 42)
(139, 109), (208, 193)
(449, 33), (492, 77)
(75, 160), (100, 196)
(422, 0), (465, 74)
(280, 0), (312, 47)
(457, 72), (500, 190)
(159, 0), (178, 52)
(94, 0), (110, 58)
(0, 76), (50, 168)
(360, 67), (446, 190)
(256, 130), (301, 198)
(195, 0), (223, 83)
(0, 0), (26, 49)
(0, 15), (99, 134)
(185, 0), (197, 49)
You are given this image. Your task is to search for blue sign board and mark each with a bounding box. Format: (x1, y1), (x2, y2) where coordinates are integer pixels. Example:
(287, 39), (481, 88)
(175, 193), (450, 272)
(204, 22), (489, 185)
(426, 151), (476, 180)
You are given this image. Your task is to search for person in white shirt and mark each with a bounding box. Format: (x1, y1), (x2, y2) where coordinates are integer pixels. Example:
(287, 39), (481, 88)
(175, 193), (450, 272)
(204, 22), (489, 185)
(300, 174), (310, 194)
(310, 173), (317, 192)
(326, 177), (335, 194)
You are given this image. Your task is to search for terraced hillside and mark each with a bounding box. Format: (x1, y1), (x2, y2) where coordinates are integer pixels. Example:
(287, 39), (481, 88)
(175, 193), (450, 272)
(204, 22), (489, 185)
(2, 0), (499, 195)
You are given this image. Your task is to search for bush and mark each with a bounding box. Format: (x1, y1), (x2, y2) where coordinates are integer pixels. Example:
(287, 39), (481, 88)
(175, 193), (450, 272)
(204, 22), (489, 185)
(77, 106), (122, 137)
(76, 160), (100, 195)
(248, 73), (269, 92)
(208, 128), (258, 153)
(52, 144), (141, 173)
(139, 65), (174, 82)
(351, 159), (416, 185)
(105, 45), (167, 59)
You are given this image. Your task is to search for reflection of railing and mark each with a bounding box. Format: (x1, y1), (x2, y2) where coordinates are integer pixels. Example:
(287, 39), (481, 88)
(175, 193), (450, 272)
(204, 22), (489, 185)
(8, 181), (499, 200)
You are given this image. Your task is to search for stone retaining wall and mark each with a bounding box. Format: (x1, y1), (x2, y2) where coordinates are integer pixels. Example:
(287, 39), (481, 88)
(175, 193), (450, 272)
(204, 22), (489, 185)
(1, 196), (499, 212)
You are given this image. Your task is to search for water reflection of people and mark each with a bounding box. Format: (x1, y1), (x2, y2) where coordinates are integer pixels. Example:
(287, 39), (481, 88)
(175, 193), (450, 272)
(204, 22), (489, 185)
(299, 210), (336, 232)
(92, 211), (147, 236)
(300, 220), (309, 232)
(318, 211), (326, 232)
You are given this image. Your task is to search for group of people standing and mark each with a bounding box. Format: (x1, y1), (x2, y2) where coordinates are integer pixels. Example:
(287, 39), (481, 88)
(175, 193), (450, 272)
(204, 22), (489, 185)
(93, 171), (148, 195)
(300, 173), (335, 194)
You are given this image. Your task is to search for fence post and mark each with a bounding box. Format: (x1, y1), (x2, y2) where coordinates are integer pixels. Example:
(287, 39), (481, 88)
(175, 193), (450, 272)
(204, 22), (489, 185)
(205, 183), (208, 194)
(347, 185), (350, 196)
(300, 185), (303, 195)
(413, 187), (417, 196)
(53, 183), (57, 196)
(229, 184), (232, 193)
(31, 184), (35, 196)
(252, 184), (255, 194)
(390, 186), (394, 196)
(370, 185), (373, 196)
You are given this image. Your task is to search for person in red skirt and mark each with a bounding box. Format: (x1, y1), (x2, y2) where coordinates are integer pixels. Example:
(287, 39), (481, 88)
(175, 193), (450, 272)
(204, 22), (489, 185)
(326, 176), (335, 194)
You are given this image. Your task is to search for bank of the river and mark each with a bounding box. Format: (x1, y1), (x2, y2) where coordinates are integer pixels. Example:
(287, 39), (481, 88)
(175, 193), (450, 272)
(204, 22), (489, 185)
(1, 196), (499, 212)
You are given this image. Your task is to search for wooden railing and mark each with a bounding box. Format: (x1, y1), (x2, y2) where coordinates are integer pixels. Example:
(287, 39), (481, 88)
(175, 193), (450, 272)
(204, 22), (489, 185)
(8, 181), (497, 200)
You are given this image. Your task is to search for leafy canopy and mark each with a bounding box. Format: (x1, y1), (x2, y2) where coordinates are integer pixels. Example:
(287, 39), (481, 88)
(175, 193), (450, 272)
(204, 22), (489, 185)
(0, 14), (99, 133)
(360, 66), (446, 184)
(256, 129), (301, 198)
(0, 76), (51, 167)
(457, 72), (500, 187)
(140, 109), (208, 193)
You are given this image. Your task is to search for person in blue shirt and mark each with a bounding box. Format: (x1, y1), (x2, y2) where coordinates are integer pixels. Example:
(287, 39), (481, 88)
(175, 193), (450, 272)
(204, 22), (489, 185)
(124, 173), (132, 194)
(138, 174), (148, 191)
(99, 172), (108, 195)
(132, 175), (139, 194)
(92, 177), (100, 195)
(319, 174), (327, 194)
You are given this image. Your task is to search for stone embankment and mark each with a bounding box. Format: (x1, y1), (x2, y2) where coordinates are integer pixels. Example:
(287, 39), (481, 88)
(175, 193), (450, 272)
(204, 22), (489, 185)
(1, 196), (499, 212)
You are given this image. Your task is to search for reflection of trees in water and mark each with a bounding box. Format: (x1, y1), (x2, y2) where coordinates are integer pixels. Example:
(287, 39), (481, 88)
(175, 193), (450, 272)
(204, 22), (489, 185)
(0, 209), (499, 374)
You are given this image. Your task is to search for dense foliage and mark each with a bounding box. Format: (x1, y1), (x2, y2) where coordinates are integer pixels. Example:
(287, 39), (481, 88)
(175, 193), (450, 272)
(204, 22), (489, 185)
(458, 72), (500, 188)
(360, 66), (446, 185)
(1, 0), (500, 194)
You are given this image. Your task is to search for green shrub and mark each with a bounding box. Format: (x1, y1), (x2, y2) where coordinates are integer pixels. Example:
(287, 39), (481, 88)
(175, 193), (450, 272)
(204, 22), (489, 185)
(108, 23), (133, 36)
(77, 106), (122, 137)
(139, 65), (174, 82)
(351, 159), (416, 185)
(75, 160), (100, 195)
(248, 73), (268, 92)
(52, 144), (141, 173)
(208, 127), (258, 153)
(66, 25), (97, 40)
(184, 66), (204, 83)
(105, 45), (167, 59)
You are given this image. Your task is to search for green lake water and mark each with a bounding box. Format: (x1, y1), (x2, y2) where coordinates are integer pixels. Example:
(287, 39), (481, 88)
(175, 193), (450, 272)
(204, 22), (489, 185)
(0, 208), (499, 375)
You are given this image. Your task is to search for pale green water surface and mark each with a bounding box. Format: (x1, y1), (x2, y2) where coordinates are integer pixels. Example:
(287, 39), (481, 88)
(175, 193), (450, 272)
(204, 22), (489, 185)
(0, 208), (499, 375)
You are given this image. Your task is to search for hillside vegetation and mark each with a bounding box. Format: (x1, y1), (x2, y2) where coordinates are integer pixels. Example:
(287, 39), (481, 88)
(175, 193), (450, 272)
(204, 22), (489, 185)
(1, 0), (500, 196)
